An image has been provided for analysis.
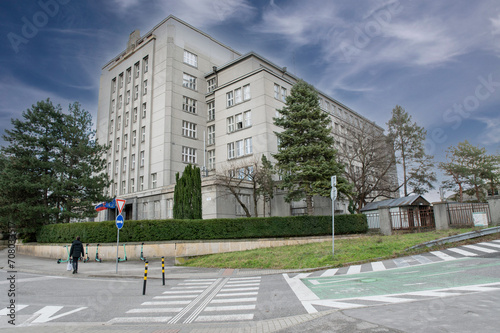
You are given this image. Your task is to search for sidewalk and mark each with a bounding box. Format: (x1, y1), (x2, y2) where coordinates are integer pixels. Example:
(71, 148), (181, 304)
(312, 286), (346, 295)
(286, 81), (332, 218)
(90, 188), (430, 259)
(0, 249), (303, 280)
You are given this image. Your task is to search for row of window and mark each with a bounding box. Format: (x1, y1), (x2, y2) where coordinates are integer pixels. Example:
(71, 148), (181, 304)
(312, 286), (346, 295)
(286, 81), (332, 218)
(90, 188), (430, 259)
(113, 126), (146, 152)
(227, 110), (251, 133)
(110, 103), (147, 134)
(227, 138), (253, 159)
(111, 56), (149, 94)
(226, 85), (251, 107)
(111, 80), (147, 113)
(111, 150), (146, 174)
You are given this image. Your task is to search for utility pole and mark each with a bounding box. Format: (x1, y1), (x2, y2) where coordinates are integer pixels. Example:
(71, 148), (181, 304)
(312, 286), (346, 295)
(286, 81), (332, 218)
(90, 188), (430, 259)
(331, 176), (337, 256)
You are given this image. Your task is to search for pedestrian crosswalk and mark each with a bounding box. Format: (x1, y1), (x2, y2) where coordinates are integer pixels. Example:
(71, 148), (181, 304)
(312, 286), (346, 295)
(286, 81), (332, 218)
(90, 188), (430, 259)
(286, 240), (500, 279)
(108, 276), (262, 324)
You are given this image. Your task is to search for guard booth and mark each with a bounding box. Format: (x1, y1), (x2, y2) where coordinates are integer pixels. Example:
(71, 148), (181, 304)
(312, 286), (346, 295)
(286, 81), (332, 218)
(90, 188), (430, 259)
(361, 195), (434, 231)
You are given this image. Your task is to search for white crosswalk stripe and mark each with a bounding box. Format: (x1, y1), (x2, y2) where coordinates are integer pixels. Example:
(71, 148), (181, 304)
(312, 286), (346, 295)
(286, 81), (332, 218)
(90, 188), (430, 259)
(446, 247), (478, 256)
(463, 244), (497, 253)
(109, 276), (262, 324)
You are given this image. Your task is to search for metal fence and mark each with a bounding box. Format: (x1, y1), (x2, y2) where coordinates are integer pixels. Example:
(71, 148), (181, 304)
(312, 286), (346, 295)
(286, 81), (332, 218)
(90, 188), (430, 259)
(365, 212), (380, 229)
(447, 203), (491, 227)
(390, 207), (435, 231)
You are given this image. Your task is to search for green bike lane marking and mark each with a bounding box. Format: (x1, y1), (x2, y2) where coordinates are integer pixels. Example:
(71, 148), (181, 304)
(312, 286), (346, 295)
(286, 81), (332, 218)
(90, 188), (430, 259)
(302, 258), (500, 300)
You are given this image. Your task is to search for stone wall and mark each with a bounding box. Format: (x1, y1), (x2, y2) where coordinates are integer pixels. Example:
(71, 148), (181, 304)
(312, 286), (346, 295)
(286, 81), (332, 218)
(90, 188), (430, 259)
(15, 236), (332, 261)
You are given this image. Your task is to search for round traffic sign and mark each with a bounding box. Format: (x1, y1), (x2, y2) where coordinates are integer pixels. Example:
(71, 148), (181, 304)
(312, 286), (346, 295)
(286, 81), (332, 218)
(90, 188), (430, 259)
(116, 214), (124, 229)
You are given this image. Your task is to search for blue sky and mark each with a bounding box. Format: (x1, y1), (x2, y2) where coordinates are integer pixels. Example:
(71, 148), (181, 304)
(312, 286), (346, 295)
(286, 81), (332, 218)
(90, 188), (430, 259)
(1, 0), (499, 200)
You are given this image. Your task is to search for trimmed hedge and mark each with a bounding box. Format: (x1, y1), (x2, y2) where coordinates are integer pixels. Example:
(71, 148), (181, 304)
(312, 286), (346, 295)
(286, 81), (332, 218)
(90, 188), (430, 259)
(36, 214), (368, 243)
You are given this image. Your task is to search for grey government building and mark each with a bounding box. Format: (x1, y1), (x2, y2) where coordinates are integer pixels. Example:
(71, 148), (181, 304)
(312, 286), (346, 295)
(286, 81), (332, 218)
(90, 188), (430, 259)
(95, 15), (398, 222)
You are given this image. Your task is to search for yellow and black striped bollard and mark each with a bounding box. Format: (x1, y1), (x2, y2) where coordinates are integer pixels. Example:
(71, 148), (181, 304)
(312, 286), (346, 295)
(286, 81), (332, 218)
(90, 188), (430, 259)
(142, 260), (148, 295)
(162, 256), (165, 285)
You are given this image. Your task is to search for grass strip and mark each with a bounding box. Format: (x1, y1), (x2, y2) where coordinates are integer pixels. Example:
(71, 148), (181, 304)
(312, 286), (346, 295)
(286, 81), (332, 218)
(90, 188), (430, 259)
(182, 228), (500, 270)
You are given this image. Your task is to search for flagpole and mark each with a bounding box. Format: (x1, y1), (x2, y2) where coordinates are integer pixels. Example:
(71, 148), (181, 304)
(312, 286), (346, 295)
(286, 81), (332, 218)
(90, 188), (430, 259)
(116, 204), (119, 274)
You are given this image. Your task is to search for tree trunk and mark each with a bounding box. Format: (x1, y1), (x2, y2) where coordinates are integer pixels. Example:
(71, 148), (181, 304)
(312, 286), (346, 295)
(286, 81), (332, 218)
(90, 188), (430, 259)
(306, 195), (313, 216)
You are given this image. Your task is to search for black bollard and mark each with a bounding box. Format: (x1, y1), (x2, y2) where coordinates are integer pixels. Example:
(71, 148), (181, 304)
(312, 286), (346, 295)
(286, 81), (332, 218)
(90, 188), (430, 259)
(143, 261), (148, 295)
(162, 256), (165, 285)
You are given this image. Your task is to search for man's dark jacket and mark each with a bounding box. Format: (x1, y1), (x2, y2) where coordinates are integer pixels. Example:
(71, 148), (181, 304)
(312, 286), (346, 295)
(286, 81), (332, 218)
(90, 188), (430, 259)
(70, 240), (84, 258)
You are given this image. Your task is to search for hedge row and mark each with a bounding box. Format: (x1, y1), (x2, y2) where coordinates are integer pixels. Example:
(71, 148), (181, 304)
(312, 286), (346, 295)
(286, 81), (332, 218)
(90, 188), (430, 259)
(36, 214), (368, 243)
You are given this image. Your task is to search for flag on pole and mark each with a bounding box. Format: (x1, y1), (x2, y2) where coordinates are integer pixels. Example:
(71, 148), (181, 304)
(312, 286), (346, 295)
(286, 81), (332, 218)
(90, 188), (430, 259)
(95, 198), (116, 211)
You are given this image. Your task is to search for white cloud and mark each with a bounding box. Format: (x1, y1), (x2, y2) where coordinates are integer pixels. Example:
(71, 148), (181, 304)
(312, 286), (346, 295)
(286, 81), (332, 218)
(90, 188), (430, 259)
(477, 117), (500, 145)
(491, 14), (500, 35)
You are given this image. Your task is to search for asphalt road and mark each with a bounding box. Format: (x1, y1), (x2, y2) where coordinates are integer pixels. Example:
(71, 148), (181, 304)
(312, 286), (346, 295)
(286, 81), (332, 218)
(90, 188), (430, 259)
(1, 241), (500, 332)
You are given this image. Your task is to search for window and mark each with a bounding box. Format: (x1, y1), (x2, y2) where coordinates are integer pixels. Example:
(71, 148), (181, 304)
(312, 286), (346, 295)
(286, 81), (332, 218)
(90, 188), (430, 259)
(119, 73), (123, 89)
(274, 84), (280, 99)
(245, 137), (253, 155)
(208, 149), (215, 170)
(207, 101), (215, 121)
(115, 160), (118, 174)
(112, 78), (116, 93)
(243, 84), (251, 101)
(134, 85), (138, 100)
(151, 173), (157, 189)
(183, 50), (197, 67)
(236, 140), (244, 157)
(182, 146), (196, 163)
(141, 126), (146, 142)
(118, 95), (122, 109)
(126, 68), (131, 84)
(132, 130), (136, 146)
(281, 87), (287, 102)
(108, 162), (111, 175)
(130, 178), (135, 192)
(234, 88), (242, 104)
(143, 56), (148, 73)
(182, 96), (197, 113)
(236, 194), (250, 216)
(227, 142), (235, 159)
(114, 183), (117, 196)
(140, 150), (145, 167)
(227, 116), (234, 133)
(117, 116), (121, 131)
(207, 78), (216, 92)
(143, 80), (147, 95)
(131, 154), (135, 170)
(116, 138), (120, 151)
(235, 113), (243, 130)
(126, 90), (130, 105)
(122, 181), (126, 194)
(123, 157), (127, 172)
(125, 112), (129, 127)
(182, 120), (197, 139)
(182, 73), (196, 90)
(133, 107), (138, 122)
(123, 134), (128, 149)
(111, 99), (115, 113)
(226, 91), (234, 107)
(244, 110), (252, 127)
(134, 62), (140, 78)
(208, 125), (215, 145)
(110, 119), (114, 134)
(140, 176), (144, 191)
(142, 103), (147, 118)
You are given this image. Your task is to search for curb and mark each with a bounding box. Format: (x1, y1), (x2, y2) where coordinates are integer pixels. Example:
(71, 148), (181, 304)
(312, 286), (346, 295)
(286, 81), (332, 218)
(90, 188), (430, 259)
(409, 226), (500, 250)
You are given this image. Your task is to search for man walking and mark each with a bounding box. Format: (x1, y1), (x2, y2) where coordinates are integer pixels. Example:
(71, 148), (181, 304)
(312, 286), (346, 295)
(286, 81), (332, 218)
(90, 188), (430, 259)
(69, 236), (84, 274)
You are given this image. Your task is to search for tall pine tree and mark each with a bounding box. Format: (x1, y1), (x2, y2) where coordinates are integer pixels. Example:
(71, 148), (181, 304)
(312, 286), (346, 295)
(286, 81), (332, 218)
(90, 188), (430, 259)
(387, 105), (436, 196)
(0, 99), (110, 240)
(273, 80), (346, 215)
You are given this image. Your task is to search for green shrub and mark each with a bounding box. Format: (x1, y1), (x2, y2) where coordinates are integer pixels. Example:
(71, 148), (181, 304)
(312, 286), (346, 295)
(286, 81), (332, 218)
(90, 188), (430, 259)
(36, 214), (368, 243)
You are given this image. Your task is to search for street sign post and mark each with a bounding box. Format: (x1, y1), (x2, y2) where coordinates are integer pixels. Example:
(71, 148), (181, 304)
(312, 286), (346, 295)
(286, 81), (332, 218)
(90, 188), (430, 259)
(331, 176), (337, 257)
(115, 214), (125, 273)
(116, 199), (126, 214)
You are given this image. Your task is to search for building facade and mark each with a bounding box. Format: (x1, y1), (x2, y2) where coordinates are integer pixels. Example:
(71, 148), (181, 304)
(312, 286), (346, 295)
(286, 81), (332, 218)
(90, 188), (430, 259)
(95, 16), (397, 222)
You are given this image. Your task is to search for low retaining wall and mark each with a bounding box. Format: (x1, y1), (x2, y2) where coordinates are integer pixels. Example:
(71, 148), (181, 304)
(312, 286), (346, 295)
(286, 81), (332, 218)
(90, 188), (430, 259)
(16, 236), (333, 261)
